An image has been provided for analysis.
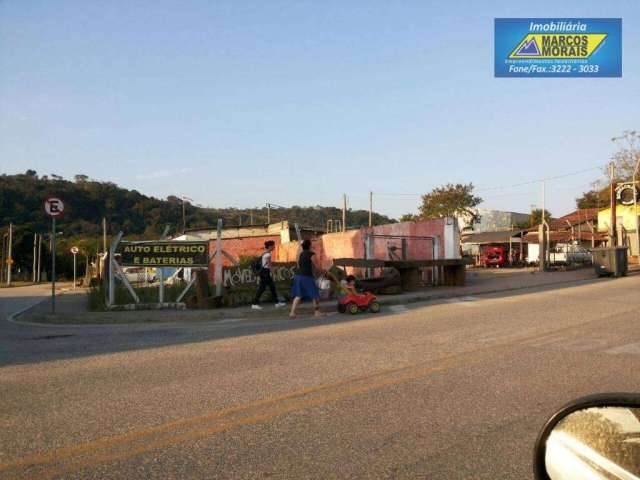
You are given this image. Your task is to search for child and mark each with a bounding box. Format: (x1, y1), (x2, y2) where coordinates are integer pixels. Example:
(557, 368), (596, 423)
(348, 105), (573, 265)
(340, 275), (358, 297)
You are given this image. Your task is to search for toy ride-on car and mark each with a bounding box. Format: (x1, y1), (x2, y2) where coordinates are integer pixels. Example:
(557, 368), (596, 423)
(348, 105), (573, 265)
(338, 291), (381, 314)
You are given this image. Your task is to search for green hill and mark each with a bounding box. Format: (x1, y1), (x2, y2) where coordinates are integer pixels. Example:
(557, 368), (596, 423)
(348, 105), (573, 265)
(0, 171), (394, 279)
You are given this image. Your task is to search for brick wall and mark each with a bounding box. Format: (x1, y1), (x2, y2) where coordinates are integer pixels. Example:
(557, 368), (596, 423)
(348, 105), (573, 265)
(208, 219), (449, 281)
(208, 235), (281, 281)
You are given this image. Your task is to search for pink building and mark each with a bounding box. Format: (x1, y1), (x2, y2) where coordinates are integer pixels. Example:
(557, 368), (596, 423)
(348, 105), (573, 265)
(180, 219), (460, 282)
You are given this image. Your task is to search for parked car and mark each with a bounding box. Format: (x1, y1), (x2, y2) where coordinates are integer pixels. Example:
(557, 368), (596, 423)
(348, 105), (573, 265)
(117, 267), (156, 284)
(481, 245), (507, 268)
(549, 244), (592, 266)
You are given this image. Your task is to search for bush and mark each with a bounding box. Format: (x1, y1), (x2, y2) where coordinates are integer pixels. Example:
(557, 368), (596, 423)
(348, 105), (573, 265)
(86, 281), (194, 311)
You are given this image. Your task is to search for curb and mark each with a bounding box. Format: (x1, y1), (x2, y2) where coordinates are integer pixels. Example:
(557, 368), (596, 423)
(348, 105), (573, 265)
(377, 274), (606, 308)
(10, 273), (609, 327)
(6, 297), (50, 324)
(5, 287), (76, 327)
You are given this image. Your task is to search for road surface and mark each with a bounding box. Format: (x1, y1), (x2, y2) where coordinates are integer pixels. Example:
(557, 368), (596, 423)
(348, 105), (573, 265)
(1, 275), (639, 479)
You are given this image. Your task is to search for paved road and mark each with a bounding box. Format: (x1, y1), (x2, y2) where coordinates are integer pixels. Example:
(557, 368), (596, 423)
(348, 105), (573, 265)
(1, 276), (639, 479)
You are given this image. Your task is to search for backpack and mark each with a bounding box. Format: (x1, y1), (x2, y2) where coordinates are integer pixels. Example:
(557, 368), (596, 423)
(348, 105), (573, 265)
(250, 253), (265, 274)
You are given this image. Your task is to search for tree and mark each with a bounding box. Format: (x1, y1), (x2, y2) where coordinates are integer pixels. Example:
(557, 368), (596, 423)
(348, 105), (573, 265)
(399, 213), (419, 222)
(25, 169), (37, 177)
(529, 208), (552, 227)
(415, 183), (482, 220)
(610, 130), (640, 181)
(575, 187), (608, 209)
(74, 174), (89, 183)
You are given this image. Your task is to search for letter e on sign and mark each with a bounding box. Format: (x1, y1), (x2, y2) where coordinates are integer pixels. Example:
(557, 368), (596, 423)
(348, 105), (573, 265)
(44, 197), (65, 217)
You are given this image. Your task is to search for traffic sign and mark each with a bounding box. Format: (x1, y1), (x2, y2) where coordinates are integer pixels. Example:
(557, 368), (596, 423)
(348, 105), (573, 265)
(44, 197), (64, 217)
(70, 246), (79, 254)
(5, 258), (13, 265)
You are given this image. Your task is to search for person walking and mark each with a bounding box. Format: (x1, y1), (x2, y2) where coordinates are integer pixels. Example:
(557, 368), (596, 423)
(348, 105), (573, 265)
(252, 240), (286, 310)
(289, 239), (325, 318)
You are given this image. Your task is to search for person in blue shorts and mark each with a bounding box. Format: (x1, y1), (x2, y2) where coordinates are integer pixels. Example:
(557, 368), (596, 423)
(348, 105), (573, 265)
(289, 239), (325, 318)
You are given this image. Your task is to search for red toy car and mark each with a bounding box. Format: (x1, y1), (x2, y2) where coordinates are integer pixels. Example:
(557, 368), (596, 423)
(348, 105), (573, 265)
(337, 291), (381, 314)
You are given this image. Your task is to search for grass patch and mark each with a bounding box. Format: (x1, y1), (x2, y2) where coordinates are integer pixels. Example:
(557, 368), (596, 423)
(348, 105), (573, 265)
(0, 281), (36, 288)
(87, 282), (194, 311)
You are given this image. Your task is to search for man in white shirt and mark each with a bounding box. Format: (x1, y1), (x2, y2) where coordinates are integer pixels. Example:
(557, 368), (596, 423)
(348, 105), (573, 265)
(252, 240), (286, 309)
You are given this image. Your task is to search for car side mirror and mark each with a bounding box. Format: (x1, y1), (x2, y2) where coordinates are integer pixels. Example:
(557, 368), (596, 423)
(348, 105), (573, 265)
(534, 393), (640, 479)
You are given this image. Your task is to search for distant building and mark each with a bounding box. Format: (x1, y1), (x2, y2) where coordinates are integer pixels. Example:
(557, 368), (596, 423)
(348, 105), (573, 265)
(457, 209), (529, 234)
(523, 208), (607, 262)
(597, 204), (639, 256)
(179, 218), (461, 282)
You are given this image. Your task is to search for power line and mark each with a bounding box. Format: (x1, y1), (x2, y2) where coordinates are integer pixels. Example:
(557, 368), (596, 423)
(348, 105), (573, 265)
(371, 164), (605, 198)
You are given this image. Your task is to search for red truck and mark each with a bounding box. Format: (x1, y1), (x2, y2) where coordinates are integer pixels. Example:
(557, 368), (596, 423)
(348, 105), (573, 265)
(481, 245), (507, 268)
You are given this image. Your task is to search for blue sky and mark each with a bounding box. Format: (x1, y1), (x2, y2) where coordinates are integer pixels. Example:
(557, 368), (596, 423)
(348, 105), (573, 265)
(1, 1), (638, 219)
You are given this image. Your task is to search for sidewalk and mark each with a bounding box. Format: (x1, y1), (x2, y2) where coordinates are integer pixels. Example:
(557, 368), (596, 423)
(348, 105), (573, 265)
(16, 267), (618, 325)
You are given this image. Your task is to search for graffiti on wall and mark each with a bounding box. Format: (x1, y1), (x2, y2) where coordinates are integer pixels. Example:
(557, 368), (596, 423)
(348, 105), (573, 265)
(223, 263), (297, 288)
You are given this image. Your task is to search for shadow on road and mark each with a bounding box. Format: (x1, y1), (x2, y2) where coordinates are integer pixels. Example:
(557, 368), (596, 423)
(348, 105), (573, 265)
(1, 273), (632, 367)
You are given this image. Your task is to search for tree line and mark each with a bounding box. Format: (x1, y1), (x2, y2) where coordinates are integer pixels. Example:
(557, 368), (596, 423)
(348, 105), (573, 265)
(0, 172), (393, 279)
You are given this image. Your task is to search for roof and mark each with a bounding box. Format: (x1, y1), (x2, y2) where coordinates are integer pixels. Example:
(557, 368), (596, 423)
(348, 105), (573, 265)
(182, 221), (324, 240)
(522, 230), (608, 244)
(549, 208), (600, 229)
(461, 230), (525, 244)
(527, 208), (601, 232)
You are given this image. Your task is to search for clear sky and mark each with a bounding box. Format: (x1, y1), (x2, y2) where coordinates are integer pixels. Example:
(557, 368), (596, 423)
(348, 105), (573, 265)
(1, 1), (638, 219)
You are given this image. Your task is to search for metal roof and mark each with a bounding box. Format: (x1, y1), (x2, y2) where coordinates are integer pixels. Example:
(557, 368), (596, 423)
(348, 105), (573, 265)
(461, 230), (525, 244)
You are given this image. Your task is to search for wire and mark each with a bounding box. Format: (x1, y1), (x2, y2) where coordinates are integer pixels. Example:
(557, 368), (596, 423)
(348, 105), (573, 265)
(371, 164), (605, 197)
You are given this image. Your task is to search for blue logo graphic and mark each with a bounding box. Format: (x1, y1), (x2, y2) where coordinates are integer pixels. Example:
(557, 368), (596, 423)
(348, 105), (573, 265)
(495, 18), (622, 78)
(514, 38), (540, 56)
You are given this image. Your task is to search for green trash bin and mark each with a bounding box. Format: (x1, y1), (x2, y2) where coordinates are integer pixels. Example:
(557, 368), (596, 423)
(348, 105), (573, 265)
(592, 246), (628, 277)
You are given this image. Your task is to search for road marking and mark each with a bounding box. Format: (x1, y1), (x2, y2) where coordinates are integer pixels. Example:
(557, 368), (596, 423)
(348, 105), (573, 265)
(526, 333), (640, 354)
(389, 305), (409, 313)
(445, 296), (477, 307)
(604, 342), (640, 355)
(2, 312), (634, 479)
(1, 351), (490, 480)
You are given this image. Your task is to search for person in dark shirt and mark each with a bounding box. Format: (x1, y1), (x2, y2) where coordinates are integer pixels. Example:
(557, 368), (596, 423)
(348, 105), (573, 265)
(289, 239), (324, 318)
(252, 240), (286, 310)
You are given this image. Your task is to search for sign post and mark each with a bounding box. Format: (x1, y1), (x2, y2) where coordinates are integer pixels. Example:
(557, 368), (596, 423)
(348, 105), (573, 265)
(70, 246), (79, 290)
(6, 223), (12, 286)
(44, 197), (64, 314)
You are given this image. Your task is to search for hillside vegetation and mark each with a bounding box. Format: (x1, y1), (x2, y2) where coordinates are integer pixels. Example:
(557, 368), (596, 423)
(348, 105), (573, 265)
(0, 171), (394, 278)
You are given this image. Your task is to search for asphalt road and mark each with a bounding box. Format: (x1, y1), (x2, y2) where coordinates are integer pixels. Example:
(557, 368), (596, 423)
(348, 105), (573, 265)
(1, 275), (639, 479)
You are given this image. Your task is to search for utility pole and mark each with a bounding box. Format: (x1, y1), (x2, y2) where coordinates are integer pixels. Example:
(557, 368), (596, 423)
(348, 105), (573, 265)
(32, 233), (37, 282)
(577, 209), (581, 247)
(102, 217), (107, 280)
(342, 194), (347, 233)
(250, 211), (254, 224)
(633, 153), (640, 260)
(182, 198), (186, 233)
(539, 181), (547, 272)
(509, 223), (513, 265)
(267, 203), (271, 224)
(7, 223), (12, 285)
(102, 217), (107, 253)
(609, 162), (617, 246)
(37, 234), (42, 282)
(368, 191), (373, 228)
(1, 232), (6, 282)
(51, 218), (56, 313)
